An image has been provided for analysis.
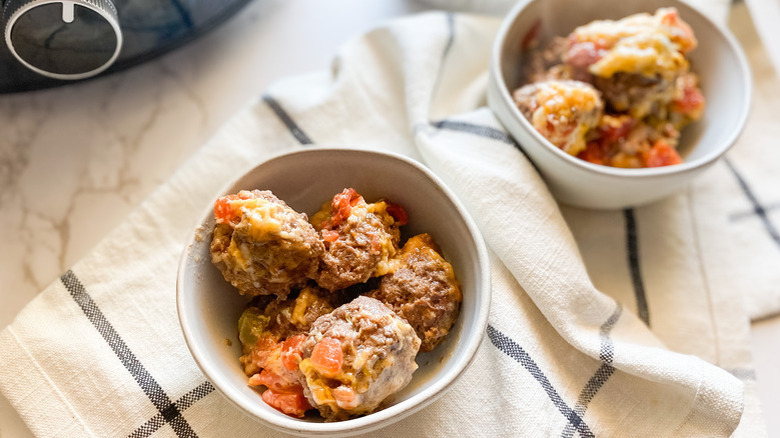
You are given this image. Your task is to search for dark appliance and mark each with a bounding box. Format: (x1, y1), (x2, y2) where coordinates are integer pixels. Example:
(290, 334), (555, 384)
(0, 0), (252, 93)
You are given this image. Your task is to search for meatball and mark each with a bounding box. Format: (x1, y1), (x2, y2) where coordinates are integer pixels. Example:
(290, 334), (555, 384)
(369, 234), (461, 352)
(565, 8), (698, 120)
(568, 7), (696, 81)
(513, 80), (603, 156)
(310, 188), (405, 291)
(594, 72), (675, 119)
(298, 296), (421, 421)
(210, 190), (324, 297)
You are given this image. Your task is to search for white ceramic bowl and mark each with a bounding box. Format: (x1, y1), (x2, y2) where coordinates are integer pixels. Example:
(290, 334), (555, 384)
(487, 0), (752, 209)
(176, 148), (490, 436)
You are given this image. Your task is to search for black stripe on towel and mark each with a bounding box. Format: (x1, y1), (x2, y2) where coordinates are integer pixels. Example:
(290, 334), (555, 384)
(729, 202), (780, 222)
(262, 94), (313, 145)
(128, 381), (215, 438)
(487, 325), (594, 438)
(724, 157), (780, 249)
(431, 120), (517, 146)
(624, 209), (650, 326)
(429, 119), (541, 173)
(561, 304), (622, 438)
(60, 270), (200, 438)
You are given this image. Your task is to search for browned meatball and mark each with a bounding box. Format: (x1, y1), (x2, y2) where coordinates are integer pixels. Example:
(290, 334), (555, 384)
(210, 190), (324, 297)
(513, 80), (604, 156)
(594, 72), (675, 119)
(369, 234), (461, 352)
(310, 188), (404, 291)
(298, 296), (421, 421)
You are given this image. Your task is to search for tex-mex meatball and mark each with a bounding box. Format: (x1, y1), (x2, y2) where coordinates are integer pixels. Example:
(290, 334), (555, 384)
(513, 79), (604, 156)
(210, 190), (324, 297)
(310, 188), (406, 291)
(369, 233), (461, 352)
(298, 296), (421, 421)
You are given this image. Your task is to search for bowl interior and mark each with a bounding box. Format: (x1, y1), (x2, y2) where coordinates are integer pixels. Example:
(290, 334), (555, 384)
(497, 0), (750, 164)
(177, 148), (489, 434)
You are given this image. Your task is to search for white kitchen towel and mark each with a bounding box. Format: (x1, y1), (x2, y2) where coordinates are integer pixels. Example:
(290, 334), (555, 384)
(0, 9), (775, 438)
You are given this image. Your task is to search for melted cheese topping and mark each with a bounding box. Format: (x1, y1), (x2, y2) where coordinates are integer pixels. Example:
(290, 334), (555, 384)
(237, 199), (284, 239)
(291, 287), (325, 326)
(309, 201), (332, 230)
(572, 8), (696, 79)
(530, 81), (602, 155)
(226, 239), (247, 270)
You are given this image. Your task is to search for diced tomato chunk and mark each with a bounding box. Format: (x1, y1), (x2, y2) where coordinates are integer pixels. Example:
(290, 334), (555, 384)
(330, 188), (363, 226)
(214, 190), (258, 224)
(310, 337), (343, 376)
(281, 334), (306, 371)
(322, 229), (339, 243)
(644, 140), (682, 167)
(261, 386), (312, 418)
(660, 8), (696, 53)
(577, 141), (610, 166)
(246, 332), (313, 417)
(599, 117), (635, 142)
(248, 369), (285, 390)
(214, 195), (239, 224)
(333, 386), (358, 409)
(253, 334), (279, 363)
(672, 84), (705, 115)
(386, 202), (408, 226)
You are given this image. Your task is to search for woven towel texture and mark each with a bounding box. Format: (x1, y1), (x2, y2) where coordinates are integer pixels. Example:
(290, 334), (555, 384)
(1, 10), (775, 437)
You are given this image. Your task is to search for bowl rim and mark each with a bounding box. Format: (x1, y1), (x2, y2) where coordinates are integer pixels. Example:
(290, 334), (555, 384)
(489, 0), (753, 179)
(176, 146), (492, 435)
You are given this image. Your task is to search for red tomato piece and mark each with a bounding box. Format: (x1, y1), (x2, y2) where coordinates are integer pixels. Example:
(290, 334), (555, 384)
(599, 117), (635, 142)
(310, 337), (343, 376)
(330, 188), (363, 227)
(322, 229), (339, 243)
(261, 386), (313, 418)
(213, 191), (258, 224)
(672, 84), (705, 115)
(281, 334), (306, 371)
(249, 369), (286, 390)
(214, 194), (239, 224)
(386, 202), (408, 226)
(577, 141), (610, 166)
(645, 140), (682, 167)
(333, 386), (358, 409)
(252, 334), (281, 370)
(660, 8), (696, 53)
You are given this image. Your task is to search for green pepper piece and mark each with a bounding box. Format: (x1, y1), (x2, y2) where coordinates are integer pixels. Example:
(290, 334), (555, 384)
(238, 307), (270, 348)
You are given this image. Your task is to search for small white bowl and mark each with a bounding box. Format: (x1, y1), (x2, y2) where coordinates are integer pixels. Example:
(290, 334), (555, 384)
(487, 0), (752, 209)
(176, 148), (490, 436)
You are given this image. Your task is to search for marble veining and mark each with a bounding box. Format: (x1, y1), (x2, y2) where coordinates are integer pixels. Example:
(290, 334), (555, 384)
(0, 2), (260, 324)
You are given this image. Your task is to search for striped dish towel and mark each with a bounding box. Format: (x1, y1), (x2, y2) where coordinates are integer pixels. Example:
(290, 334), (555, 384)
(1, 10), (776, 437)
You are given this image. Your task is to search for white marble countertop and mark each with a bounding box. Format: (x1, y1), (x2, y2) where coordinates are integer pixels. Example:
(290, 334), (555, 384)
(0, 0), (777, 436)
